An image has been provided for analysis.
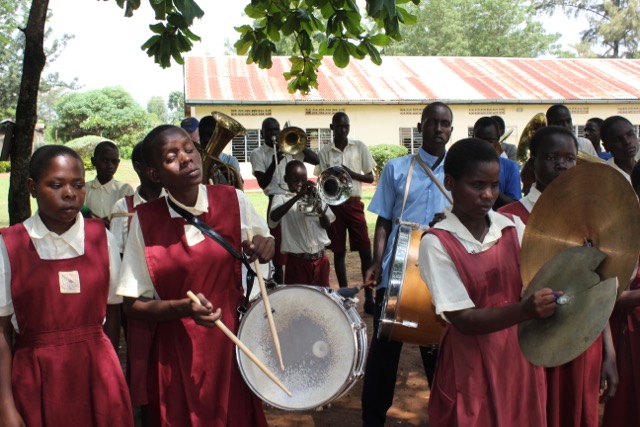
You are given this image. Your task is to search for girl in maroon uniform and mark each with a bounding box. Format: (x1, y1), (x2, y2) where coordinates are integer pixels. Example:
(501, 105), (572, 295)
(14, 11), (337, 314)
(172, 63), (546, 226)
(0, 145), (132, 427)
(117, 125), (273, 427)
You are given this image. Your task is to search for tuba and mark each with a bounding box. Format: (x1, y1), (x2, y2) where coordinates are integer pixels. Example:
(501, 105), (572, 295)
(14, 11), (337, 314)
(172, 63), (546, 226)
(202, 111), (245, 190)
(298, 166), (353, 216)
(517, 113), (547, 163)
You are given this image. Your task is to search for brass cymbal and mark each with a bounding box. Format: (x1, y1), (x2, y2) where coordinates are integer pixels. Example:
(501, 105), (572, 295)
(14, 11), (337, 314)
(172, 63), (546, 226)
(521, 162), (640, 296)
(518, 246), (617, 367)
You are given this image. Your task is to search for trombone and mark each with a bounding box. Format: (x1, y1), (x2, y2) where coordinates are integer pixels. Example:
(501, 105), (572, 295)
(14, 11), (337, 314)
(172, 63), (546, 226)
(272, 125), (308, 190)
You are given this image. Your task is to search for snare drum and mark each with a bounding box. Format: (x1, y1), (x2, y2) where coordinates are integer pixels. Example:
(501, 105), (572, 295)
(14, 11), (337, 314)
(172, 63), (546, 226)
(236, 285), (367, 410)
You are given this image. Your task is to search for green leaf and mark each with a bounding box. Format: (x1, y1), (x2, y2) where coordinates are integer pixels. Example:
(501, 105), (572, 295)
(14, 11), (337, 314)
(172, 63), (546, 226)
(245, 4), (267, 19)
(366, 42), (382, 65)
(167, 13), (188, 29)
(397, 7), (417, 25)
(118, 0), (141, 18)
(149, 23), (166, 35)
(368, 33), (391, 46)
(173, 0), (205, 25)
(333, 40), (350, 67)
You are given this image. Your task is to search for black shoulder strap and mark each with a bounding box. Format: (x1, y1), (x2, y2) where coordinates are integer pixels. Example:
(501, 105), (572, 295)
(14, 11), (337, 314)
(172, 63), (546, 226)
(166, 197), (256, 313)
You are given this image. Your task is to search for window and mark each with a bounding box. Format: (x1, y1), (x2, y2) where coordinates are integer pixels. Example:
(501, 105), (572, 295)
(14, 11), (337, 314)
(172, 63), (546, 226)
(400, 128), (422, 154)
(306, 128), (332, 151)
(232, 129), (260, 163)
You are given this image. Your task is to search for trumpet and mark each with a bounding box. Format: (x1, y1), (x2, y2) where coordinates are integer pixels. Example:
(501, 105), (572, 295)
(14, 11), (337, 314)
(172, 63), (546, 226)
(297, 166), (353, 216)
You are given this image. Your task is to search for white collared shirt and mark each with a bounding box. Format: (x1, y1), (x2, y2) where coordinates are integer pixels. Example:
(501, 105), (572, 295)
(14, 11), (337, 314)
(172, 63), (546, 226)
(268, 193), (336, 254)
(518, 183), (541, 215)
(605, 157), (632, 183)
(0, 212), (123, 330)
(419, 207), (525, 319)
(249, 144), (304, 196)
(84, 178), (134, 218)
(577, 136), (598, 157)
(314, 139), (376, 197)
(117, 185), (271, 299)
(109, 187), (167, 254)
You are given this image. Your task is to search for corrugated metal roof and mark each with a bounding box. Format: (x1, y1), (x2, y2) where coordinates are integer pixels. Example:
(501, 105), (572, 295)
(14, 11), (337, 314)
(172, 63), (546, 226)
(184, 56), (640, 105)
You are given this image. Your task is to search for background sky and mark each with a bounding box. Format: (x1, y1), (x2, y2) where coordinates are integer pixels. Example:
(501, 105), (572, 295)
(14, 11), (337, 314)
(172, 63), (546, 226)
(46, 1), (585, 107)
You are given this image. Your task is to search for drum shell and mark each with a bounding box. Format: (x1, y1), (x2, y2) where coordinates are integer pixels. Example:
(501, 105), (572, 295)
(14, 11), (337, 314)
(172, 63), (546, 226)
(379, 226), (444, 346)
(236, 285), (367, 410)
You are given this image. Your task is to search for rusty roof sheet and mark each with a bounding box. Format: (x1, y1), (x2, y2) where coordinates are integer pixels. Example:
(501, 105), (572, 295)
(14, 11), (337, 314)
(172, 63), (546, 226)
(184, 56), (640, 105)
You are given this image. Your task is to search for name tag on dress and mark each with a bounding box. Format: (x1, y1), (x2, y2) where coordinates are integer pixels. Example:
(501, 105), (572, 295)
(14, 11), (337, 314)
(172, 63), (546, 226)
(59, 271), (81, 294)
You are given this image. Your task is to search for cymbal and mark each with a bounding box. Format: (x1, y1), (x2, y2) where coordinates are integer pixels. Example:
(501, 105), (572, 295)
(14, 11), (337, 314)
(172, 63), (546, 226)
(521, 162), (640, 296)
(518, 246), (617, 367)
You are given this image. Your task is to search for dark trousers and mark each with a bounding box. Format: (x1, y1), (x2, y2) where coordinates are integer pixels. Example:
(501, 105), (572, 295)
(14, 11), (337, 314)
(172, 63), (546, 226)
(361, 288), (438, 427)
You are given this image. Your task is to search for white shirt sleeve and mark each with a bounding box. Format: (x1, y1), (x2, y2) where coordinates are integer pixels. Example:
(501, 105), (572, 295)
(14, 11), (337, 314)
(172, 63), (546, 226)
(0, 237), (12, 316)
(116, 214), (156, 299)
(419, 232), (475, 319)
(237, 189), (272, 241)
(105, 229), (123, 304)
(109, 197), (129, 254)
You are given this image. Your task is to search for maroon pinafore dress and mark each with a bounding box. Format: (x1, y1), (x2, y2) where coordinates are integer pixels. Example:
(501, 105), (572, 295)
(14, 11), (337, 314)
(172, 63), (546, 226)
(137, 185), (267, 427)
(4, 219), (133, 427)
(427, 222), (546, 427)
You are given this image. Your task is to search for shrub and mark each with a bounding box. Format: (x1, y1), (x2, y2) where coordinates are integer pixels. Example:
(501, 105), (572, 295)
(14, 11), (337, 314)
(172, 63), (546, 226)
(0, 161), (10, 173)
(370, 144), (409, 181)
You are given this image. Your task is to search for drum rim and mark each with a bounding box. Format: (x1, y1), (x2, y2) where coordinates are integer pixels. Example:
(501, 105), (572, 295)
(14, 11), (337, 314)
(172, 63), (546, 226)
(236, 284), (367, 410)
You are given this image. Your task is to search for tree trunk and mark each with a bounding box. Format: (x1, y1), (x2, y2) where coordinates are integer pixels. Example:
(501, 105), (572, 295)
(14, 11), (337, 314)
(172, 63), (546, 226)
(9, 0), (49, 225)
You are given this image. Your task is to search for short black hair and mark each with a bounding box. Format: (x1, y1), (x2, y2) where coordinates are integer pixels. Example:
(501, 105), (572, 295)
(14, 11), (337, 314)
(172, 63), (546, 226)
(600, 115), (633, 143)
(546, 104), (570, 122)
(529, 126), (578, 157)
(421, 102), (453, 123)
(29, 145), (83, 182)
(331, 111), (349, 124)
(491, 115), (505, 132)
(632, 161), (640, 193)
(131, 141), (143, 166)
(444, 138), (499, 180)
(586, 117), (604, 127)
(472, 116), (499, 136)
(141, 124), (180, 168)
(261, 117), (279, 131)
(284, 159), (305, 177)
(93, 140), (118, 157)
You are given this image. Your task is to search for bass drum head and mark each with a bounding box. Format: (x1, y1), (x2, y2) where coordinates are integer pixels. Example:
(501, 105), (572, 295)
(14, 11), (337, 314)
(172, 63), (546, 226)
(237, 285), (360, 410)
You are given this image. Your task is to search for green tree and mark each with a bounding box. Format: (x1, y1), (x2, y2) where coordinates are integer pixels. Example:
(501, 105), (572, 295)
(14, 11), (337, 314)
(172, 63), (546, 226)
(116, 0), (419, 94)
(167, 90), (184, 124)
(383, 0), (564, 57)
(147, 95), (168, 123)
(535, 0), (640, 58)
(52, 86), (152, 143)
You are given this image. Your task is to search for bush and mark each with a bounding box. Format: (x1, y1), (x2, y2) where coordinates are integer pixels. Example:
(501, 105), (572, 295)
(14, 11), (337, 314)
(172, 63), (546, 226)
(0, 161), (10, 173)
(370, 144), (409, 181)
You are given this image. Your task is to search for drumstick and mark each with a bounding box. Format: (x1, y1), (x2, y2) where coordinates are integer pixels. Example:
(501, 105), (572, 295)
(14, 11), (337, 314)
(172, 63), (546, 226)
(246, 228), (285, 371)
(186, 291), (292, 397)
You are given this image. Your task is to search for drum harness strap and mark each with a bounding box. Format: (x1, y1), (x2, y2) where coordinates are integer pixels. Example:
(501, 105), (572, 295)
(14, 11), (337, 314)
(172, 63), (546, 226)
(167, 198), (257, 316)
(397, 154), (451, 229)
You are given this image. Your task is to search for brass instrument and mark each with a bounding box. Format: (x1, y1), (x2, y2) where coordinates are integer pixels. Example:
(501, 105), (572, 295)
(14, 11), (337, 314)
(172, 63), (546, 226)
(277, 126), (308, 155)
(499, 128), (514, 144)
(202, 111), (245, 190)
(577, 150), (605, 164)
(297, 166), (353, 216)
(516, 113), (546, 163)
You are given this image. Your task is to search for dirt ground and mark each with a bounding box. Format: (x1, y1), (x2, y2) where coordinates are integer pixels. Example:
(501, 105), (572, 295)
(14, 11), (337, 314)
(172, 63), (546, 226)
(263, 251), (431, 427)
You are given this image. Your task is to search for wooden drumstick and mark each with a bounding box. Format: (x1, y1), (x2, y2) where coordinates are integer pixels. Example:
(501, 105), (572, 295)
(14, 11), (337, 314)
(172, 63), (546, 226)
(186, 291), (292, 397)
(246, 228), (285, 371)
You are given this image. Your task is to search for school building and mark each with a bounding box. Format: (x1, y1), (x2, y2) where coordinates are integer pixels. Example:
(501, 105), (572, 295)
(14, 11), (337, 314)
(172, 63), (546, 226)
(183, 56), (640, 179)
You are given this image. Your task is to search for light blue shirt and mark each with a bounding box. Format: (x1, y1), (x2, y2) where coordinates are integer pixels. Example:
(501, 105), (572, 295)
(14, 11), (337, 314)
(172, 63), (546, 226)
(368, 148), (451, 288)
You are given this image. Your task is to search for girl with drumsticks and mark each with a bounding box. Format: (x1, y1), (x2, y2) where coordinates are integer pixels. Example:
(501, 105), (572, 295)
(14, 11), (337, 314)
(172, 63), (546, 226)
(499, 126), (618, 427)
(0, 145), (133, 427)
(117, 125), (273, 427)
(418, 138), (557, 426)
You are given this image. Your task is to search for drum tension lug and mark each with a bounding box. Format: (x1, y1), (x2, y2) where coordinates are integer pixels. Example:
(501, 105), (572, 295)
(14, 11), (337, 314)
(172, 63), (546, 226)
(262, 308), (276, 319)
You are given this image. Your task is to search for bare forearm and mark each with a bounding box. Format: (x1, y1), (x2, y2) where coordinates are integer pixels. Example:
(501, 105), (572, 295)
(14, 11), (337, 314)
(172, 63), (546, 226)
(303, 148), (319, 165)
(615, 289), (640, 310)
(372, 216), (392, 265)
(123, 297), (193, 322)
(270, 196), (300, 223)
(446, 304), (529, 335)
(602, 322), (616, 359)
(0, 319), (17, 417)
(350, 171), (374, 184)
(103, 304), (121, 350)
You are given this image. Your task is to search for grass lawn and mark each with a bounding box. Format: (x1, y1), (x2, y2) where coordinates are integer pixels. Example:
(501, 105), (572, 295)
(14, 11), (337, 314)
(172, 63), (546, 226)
(0, 162), (378, 229)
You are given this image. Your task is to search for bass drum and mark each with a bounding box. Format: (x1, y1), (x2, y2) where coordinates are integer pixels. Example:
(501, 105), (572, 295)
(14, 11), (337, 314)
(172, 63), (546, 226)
(378, 224), (444, 346)
(236, 285), (367, 410)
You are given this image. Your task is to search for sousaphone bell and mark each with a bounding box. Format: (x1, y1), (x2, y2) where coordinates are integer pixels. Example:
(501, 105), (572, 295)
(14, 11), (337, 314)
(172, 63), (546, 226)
(202, 111), (245, 190)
